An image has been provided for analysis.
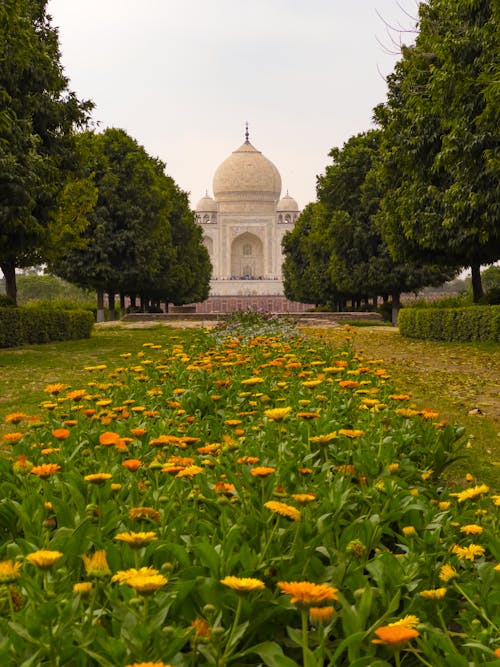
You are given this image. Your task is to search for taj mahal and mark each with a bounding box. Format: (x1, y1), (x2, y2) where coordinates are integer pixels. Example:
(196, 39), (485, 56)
(194, 126), (300, 304)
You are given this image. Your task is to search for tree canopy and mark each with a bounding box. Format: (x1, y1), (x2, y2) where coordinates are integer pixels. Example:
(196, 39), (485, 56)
(374, 0), (499, 301)
(0, 0), (93, 302)
(53, 128), (211, 309)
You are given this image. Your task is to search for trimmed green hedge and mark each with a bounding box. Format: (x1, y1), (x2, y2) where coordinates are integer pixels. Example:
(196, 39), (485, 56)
(398, 305), (500, 342)
(0, 307), (94, 348)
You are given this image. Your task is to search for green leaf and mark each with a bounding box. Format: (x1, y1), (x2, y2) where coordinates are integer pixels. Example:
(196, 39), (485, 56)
(250, 641), (300, 667)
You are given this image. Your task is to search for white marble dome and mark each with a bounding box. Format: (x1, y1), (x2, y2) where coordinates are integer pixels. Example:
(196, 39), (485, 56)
(213, 140), (281, 203)
(277, 193), (299, 212)
(195, 193), (217, 212)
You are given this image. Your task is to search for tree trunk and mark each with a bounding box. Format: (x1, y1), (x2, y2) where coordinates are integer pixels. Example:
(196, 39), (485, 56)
(108, 291), (116, 320)
(1, 261), (17, 304)
(96, 289), (105, 322)
(391, 292), (401, 326)
(470, 263), (483, 303)
(120, 293), (126, 310)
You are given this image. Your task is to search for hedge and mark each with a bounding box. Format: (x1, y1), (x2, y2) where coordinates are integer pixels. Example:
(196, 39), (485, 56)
(398, 305), (500, 342)
(0, 307), (94, 348)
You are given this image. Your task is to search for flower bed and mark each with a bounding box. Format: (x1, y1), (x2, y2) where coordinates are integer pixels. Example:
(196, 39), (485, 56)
(1, 316), (499, 666)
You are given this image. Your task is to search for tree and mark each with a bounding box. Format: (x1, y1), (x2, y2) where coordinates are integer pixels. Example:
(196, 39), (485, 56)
(375, 0), (499, 302)
(0, 0), (93, 303)
(53, 128), (210, 312)
(318, 131), (454, 323)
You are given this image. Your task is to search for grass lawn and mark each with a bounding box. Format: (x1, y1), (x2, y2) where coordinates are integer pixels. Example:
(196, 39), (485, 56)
(1, 321), (499, 490)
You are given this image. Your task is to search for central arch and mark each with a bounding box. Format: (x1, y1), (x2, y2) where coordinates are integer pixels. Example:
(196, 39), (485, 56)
(231, 232), (263, 279)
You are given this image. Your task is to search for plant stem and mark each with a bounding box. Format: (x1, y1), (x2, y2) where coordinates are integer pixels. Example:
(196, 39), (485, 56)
(453, 582), (497, 629)
(222, 595), (243, 661)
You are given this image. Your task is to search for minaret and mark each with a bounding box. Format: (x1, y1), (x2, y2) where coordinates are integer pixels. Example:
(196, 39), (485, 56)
(245, 121), (249, 144)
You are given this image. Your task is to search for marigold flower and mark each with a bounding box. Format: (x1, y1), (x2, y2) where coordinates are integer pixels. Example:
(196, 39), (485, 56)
(82, 550), (111, 578)
(241, 377), (264, 385)
(129, 506), (161, 522)
(389, 394), (411, 401)
(372, 625), (419, 647)
(237, 456), (260, 464)
(264, 500), (301, 522)
(4, 412), (27, 424)
(264, 407), (291, 421)
(439, 564), (457, 582)
(52, 428), (70, 441)
(31, 463), (61, 478)
(130, 428), (147, 437)
(388, 615), (420, 629)
(291, 493), (316, 504)
(388, 463), (400, 473)
(84, 473), (112, 484)
(450, 484), (490, 503)
(309, 432), (337, 445)
(0, 559), (22, 584)
(309, 606), (334, 623)
(122, 459), (142, 472)
(420, 588), (447, 600)
(44, 383), (69, 395)
(65, 390), (88, 401)
(452, 544), (485, 560)
(250, 466), (276, 477)
(191, 617), (211, 639)
(2, 432), (24, 443)
(220, 576), (265, 592)
(176, 465), (204, 478)
(338, 429), (365, 438)
(114, 531), (158, 548)
(99, 431), (121, 446)
(124, 663), (174, 667)
(296, 411), (320, 420)
(402, 526), (417, 537)
(460, 524), (483, 535)
(298, 467), (313, 475)
(277, 581), (338, 607)
(438, 501), (451, 510)
(12, 455), (33, 473)
(224, 419), (242, 427)
(73, 582), (93, 595)
(26, 550), (63, 569)
(125, 573), (167, 594)
(112, 566), (160, 584)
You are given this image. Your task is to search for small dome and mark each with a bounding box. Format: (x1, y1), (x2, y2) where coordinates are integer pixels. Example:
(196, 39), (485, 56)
(195, 193), (217, 212)
(213, 140), (281, 203)
(277, 193), (299, 212)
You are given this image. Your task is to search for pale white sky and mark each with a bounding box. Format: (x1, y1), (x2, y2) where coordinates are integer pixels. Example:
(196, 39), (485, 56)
(47, 0), (418, 209)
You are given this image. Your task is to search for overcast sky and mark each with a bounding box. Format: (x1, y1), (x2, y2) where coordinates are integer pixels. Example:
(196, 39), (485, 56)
(46, 0), (419, 210)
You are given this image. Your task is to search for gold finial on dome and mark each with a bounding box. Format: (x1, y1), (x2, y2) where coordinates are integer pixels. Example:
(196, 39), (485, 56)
(245, 121), (249, 144)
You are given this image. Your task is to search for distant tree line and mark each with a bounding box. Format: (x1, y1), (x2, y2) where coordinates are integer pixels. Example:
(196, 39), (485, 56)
(0, 0), (210, 310)
(283, 0), (499, 321)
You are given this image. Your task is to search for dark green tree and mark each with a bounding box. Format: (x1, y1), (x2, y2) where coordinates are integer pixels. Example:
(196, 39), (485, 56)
(0, 0), (93, 302)
(53, 128), (210, 312)
(375, 0), (499, 302)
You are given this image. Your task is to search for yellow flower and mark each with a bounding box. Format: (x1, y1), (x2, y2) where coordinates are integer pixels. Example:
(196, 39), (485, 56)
(0, 560), (22, 584)
(176, 465), (204, 478)
(84, 473), (112, 484)
(125, 573), (167, 595)
(124, 663), (174, 667)
(220, 576), (266, 592)
(309, 432), (337, 445)
(114, 531), (158, 548)
(309, 606), (334, 623)
(291, 493), (316, 504)
(450, 484), (489, 502)
(388, 463), (400, 473)
(264, 407), (291, 422)
(129, 506), (161, 522)
(338, 429), (365, 438)
(190, 617), (211, 639)
(26, 550), (63, 569)
(277, 581), (338, 607)
(420, 588), (447, 600)
(65, 390), (88, 401)
(241, 377), (264, 385)
(264, 501), (301, 522)
(438, 501), (451, 510)
(112, 566), (160, 584)
(82, 550), (111, 578)
(73, 582), (93, 595)
(372, 625), (419, 646)
(296, 411), (320, 420)
(2, 432), (24, 443)
(388, 615), (420, 629)
(452, 544), (485, 560)
(402, 526), (417, 537)
(460, 524), (483, 535)
(44, 383), (69, 395)
(439, 565), (457, 582)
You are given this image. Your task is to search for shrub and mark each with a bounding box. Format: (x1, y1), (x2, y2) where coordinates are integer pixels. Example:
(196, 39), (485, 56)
(398, 305), (500, 342)
(0, 294), (16, 307)
(0, 307), (94, 348)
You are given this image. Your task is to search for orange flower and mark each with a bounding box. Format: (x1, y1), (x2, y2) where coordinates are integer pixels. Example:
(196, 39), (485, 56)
(123, 459), (142, 472)
(65, 390), (88, 401)
(4, 412), (27, 424)
(99, 431), (121, 446)
(130, 428), (147, 437)
(31, 463), (61, 478)
(264, 501), (301, 522)
(309, 606), (334, 623)
(250, 466), (276, 477)
(2, 432), (24, 443)
(52, 428), (70, 441)
(191, 617), (211, 639)
(338, 380), (360, 389)
(372, 625), (419, 647)
(43, 383), (69, 395)
(277, 581), (338, 607)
